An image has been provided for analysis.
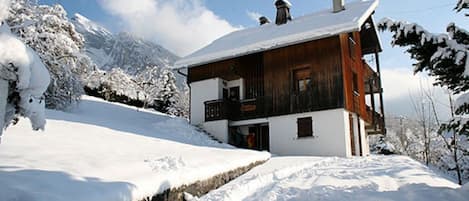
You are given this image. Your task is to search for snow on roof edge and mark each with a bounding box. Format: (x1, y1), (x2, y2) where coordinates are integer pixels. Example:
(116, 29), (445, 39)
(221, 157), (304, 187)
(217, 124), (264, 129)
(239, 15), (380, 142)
(174, 0), (379, 69)
(177, 24), (360, 69)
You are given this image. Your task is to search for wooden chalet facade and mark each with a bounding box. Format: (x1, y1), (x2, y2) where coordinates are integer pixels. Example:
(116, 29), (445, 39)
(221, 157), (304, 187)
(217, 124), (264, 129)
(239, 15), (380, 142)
(175, 0), (385, 157)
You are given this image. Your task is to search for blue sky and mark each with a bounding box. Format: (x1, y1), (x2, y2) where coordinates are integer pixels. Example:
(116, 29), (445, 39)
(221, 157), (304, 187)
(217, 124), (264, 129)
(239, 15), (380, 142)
(38, 0), (466, 62)
(38, 0), (467, 118)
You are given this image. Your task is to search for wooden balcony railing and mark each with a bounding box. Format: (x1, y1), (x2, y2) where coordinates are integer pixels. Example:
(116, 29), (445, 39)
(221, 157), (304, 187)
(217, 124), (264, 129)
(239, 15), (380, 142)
(204, 100), (229, 121)
(204, 94), (315, 122)
(365, 106), (385, 134)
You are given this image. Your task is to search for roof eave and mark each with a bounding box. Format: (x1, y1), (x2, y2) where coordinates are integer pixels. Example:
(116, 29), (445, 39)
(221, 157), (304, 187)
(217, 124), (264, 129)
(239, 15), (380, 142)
(174, 28), (360, 69)
(174, 0), (380, 69)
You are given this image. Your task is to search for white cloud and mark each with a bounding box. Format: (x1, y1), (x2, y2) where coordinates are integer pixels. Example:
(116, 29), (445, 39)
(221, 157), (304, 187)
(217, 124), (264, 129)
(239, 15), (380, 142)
(98, 0), (240, 57)
(381, 68), (434, 100)
(381, 67), (451, 120)
(246, 10), (262, 23)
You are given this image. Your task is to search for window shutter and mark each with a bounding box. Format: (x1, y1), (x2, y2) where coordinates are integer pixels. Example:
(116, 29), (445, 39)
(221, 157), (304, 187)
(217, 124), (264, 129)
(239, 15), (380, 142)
(297, 117), (313, 138)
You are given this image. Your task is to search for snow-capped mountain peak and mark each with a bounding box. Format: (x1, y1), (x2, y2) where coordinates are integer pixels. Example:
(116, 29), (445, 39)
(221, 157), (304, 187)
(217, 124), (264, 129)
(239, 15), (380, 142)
(72, 13), (112, 38)
(71, 13), (179, 76)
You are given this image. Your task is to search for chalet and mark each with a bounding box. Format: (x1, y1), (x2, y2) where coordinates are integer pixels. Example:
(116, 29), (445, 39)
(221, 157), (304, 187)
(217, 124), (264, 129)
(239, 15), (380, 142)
(174, 0), (385, 157)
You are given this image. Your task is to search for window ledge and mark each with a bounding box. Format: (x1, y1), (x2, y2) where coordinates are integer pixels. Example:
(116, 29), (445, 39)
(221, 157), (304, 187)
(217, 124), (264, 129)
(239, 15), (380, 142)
(295, 135), (317, 140)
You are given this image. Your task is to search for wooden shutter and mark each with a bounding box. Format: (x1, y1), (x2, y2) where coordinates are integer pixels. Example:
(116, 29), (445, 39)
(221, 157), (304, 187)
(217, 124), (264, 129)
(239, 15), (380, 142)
(297, 117), (313, 138)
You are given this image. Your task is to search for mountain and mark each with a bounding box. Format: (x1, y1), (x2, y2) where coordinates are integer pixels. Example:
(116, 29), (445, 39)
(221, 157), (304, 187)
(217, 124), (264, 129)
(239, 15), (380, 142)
(71, 13), (180, 75)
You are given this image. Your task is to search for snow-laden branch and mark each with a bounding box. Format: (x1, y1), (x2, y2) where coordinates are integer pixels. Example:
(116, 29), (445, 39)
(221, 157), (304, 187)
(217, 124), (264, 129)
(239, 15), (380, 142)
(0, 24), (50, 138)
(378, 18), (469, 94)
(455, 0), (468, 12)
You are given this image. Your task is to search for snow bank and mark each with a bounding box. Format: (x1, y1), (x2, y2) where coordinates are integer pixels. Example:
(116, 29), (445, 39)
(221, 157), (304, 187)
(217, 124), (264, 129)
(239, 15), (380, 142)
(0, 0), (9, 22)
(200, 156), (468, 201)
(0, 24), (50, 134)
(0, 96), (270, 201)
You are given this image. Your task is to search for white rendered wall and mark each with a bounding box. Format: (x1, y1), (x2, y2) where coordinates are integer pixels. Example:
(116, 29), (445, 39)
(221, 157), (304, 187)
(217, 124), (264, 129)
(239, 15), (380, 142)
(350, 114), (370, 156)
(269, 109), (351, 157)
(351, 114), (360, 156)
(203, 120), (229, 143)
(190, 78), (223, 125)
(360, 118), (370, 156)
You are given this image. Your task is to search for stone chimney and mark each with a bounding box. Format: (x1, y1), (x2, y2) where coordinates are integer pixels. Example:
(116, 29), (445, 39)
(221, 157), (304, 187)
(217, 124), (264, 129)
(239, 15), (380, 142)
(275, 0), (292, 25)
(333, 0), (345, 13)
(259, 16), (270, 26)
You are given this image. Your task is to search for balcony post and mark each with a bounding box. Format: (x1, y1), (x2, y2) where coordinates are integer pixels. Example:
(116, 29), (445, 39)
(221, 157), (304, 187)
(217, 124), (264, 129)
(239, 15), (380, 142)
(369, 77), (376, 129)
(375, 48), (386, 134)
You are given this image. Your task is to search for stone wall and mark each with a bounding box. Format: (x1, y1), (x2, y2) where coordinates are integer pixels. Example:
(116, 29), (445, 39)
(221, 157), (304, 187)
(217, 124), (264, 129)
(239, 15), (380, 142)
(141, 160), (267, 201)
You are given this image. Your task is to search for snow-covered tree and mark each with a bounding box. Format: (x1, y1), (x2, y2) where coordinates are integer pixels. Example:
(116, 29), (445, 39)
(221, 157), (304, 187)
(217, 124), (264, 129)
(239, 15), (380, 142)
(6, 0), (92, 110)
(101, 68), (140, 100)
(455, 0), (468, 15)
(378, 4), (468, 184)
(0, 0), (50, 140)
(176, 84), (190, 118)
(156, 68), (181, 116)
(134, 66), (161, 108)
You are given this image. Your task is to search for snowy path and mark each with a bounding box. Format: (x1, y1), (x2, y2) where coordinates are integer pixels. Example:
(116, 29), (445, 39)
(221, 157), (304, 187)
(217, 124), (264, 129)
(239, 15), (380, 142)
(199, 156), (468, 201)
(0, 96), (270, 201)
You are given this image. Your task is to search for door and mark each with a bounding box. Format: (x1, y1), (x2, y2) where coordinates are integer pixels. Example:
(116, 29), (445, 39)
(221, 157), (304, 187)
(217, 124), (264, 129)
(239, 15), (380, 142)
(248, 125), (269, 151)
(261, 125), (270, 151)
(229, 87), (240, 101)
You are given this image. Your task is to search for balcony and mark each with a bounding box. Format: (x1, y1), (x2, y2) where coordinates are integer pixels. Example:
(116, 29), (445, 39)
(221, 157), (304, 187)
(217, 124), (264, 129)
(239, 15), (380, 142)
(205, 98), (266, 122)
(204, 93), (317, 122)
(365, 106), (385, 135)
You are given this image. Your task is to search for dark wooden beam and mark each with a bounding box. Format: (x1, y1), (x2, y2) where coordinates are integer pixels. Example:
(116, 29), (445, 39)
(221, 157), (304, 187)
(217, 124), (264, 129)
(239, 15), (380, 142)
(375, 49), (387, 135)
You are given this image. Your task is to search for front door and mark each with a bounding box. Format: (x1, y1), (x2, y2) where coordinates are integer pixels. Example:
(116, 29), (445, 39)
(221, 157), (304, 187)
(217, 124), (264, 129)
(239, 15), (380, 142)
(260, 125), (270, 151)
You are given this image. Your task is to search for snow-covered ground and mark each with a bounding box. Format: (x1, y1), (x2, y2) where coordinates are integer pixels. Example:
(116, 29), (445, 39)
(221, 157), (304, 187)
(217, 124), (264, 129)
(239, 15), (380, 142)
(0, 96), (270, 201)
(198, 156), (468, 201)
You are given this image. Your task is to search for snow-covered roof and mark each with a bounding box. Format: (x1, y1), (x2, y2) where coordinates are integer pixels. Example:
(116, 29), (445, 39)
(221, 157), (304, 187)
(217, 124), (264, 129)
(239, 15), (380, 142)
(174, 0), (379, 69)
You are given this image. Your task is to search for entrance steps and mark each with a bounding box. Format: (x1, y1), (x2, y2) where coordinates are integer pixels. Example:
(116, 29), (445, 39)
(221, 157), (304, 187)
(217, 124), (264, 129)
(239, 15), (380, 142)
(194, 125), (223, 144)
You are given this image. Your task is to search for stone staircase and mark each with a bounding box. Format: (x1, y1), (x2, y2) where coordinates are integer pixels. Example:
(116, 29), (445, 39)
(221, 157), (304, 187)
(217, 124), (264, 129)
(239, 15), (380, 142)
(194, 125), (223, 144)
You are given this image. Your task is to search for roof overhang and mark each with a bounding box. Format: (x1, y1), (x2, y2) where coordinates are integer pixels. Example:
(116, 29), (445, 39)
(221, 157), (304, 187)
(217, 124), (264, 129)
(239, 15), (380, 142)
(174, 0), (380, 69)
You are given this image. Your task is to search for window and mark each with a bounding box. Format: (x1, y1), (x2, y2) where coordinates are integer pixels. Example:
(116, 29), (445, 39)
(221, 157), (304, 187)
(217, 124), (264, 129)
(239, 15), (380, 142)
(293, 68), (311, 93)
(352, 72), (359, 94)
(348, 33), (356, 59)
(297, 117), (313, 138)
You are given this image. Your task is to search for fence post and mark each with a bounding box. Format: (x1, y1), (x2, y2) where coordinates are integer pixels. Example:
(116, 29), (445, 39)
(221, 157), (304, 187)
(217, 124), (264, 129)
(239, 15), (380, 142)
(0, 79), (8, 137)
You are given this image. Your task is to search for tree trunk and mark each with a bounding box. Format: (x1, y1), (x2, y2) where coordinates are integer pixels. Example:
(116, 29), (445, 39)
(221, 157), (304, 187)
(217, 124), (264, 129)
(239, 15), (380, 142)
(453, 133), (462, 185)
(0, 79), (8, 137)
(448, 93), (462, 185)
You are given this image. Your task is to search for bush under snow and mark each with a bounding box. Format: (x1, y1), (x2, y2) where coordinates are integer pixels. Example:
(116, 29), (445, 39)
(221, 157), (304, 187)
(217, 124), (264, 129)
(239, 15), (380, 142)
(0, 24), (50, 138)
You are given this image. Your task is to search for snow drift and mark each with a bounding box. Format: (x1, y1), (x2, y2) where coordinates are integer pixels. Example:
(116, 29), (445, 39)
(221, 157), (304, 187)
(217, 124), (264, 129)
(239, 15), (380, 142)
(0, 96), (270, 201)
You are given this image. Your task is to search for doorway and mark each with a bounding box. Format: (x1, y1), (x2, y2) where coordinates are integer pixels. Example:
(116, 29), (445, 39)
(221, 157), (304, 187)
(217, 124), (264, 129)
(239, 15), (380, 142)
(229, 86), (240, 101)
(229, 124), (269, 151)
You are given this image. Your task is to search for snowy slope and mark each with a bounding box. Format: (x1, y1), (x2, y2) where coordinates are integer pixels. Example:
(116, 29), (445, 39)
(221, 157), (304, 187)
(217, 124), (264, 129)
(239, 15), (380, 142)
(0, 96), (270, 201)
(71, 14), (179, 75)
(199, 156), (468, 201)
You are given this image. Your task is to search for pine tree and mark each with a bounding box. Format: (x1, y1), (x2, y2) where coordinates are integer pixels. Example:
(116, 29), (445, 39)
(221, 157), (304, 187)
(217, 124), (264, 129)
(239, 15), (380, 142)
(156, 68), (181, 115)
(6, 0), (93, 110)
(378, 3), (468, 184)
